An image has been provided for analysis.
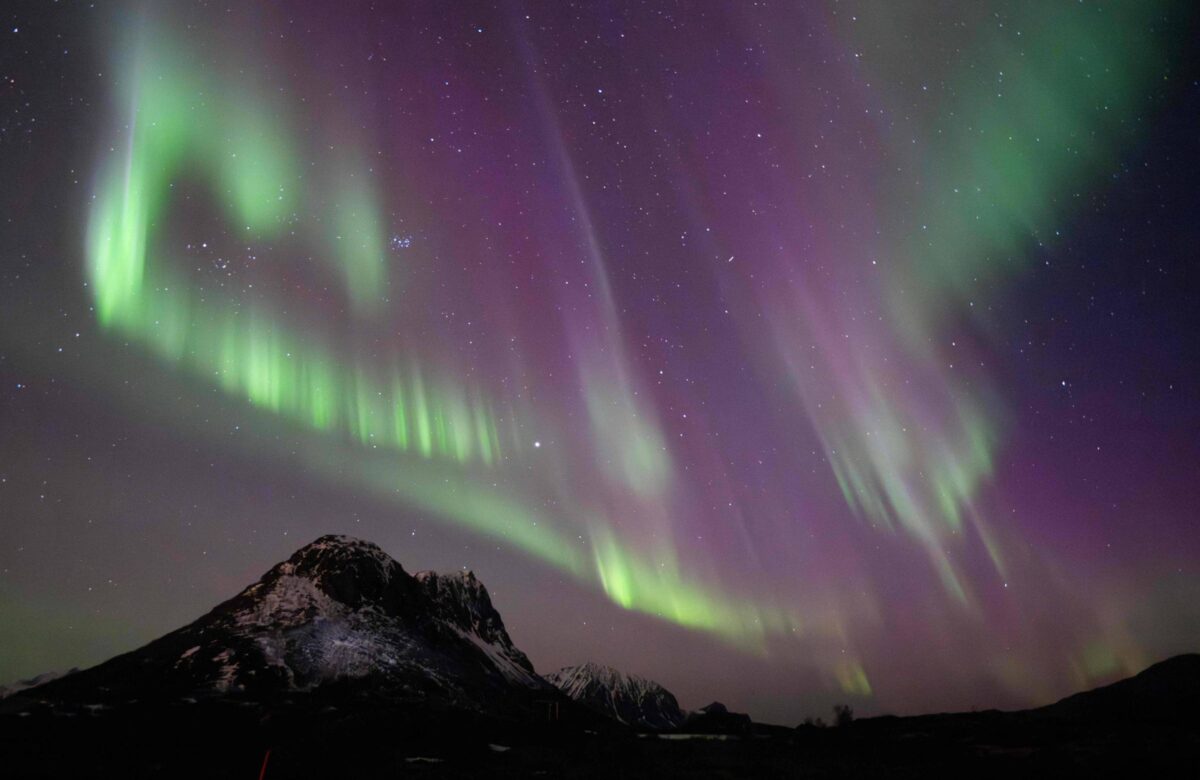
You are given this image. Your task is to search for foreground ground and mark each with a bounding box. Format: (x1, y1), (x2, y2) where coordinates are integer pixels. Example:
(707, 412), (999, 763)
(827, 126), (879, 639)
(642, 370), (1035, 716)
(2, 694), (1197, 778)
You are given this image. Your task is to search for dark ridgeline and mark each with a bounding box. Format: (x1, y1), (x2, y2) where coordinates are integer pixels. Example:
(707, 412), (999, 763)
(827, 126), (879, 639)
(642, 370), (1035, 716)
(2, 535), (1198, 778)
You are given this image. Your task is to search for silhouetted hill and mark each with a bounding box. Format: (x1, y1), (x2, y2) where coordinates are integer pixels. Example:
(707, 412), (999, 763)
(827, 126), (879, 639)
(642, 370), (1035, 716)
(1041, 653), (1200, 721)
(683, 701), (754, 735)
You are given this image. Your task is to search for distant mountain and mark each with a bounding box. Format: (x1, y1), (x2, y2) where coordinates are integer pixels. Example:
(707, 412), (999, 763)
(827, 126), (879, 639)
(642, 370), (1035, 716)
(0, 669), (76, 700)
(546, 661), (685, 730)
(18, 535), (553, 716)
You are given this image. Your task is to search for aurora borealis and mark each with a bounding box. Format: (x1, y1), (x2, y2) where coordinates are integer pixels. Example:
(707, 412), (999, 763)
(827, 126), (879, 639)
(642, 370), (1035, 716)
(2, 1), (1198, 724)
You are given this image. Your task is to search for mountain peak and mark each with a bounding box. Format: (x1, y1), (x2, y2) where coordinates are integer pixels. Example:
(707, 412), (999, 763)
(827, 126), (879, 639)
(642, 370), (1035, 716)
(564, 661), (626, 687)
(285, 534), (394, 570)
(415, 569), (535, 677)
(269, 534), (410, 611)
(19, 535), (547, 713)
(546, 662), (684, 730)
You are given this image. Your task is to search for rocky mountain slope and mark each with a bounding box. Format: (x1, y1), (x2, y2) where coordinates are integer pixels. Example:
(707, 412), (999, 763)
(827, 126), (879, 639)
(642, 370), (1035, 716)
(546, 661), (684, 730)
(19, 535), (553, 716)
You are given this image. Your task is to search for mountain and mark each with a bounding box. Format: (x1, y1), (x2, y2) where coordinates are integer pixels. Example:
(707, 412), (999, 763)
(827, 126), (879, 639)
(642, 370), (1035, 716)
(545, 661), (684, 730)
(0, 669), (76, 700)
(18, 535), (553, 716)
(3, 539), (1198, 778)
(1040, 653), (1200, 721)
(414, 569), (537, 683)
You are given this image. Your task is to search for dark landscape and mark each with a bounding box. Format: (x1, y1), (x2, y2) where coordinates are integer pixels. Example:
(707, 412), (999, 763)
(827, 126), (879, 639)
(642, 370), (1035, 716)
(3, 536), (1197, 778)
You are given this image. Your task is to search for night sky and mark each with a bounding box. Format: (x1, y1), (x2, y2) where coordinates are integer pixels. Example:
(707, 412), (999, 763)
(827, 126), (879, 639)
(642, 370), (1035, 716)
(2, 1), (1198, 725)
